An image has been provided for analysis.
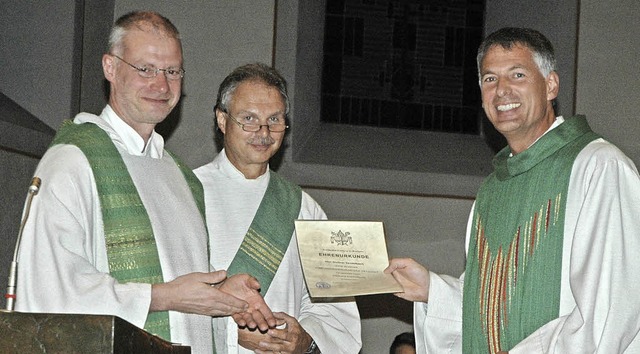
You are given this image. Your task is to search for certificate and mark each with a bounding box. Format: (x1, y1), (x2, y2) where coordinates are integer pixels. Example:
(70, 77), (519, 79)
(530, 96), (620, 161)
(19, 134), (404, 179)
(294, 220), (402, 297)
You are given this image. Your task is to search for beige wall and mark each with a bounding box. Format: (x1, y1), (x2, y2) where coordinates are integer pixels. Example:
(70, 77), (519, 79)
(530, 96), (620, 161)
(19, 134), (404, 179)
(575, 0), (640, 160)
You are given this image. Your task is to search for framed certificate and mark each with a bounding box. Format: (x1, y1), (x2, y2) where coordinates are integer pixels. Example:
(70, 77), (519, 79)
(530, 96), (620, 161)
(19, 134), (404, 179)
(294, 220), (402, 297)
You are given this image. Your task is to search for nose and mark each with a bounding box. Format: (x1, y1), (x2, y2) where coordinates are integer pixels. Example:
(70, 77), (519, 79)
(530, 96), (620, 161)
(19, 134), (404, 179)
(496, 79), (511, 97)
(150, 72), (170, 93)
(256, 124), (270, 136)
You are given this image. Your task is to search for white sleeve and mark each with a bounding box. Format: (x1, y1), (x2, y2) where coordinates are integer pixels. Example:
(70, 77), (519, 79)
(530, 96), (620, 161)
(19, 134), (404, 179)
(15, 144), (151, 328)
(414, 202), (475, 353)
(510, 140), (640, 353)
(414, 272), (464, 354)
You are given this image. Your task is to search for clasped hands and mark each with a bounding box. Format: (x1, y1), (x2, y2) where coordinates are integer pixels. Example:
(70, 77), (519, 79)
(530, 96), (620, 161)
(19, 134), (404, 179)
(151, 270), (276, 331)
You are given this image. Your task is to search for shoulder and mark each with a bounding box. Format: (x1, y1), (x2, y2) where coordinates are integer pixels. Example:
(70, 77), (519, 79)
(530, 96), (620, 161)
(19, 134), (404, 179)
(193, 160), (217, 182)
(300, 190), (327, 219)
(574, 138), (639, 174)
(35, 144), (96, 199)
(270, 171), (302, 192)
(39, 144), (91, 175)
(569, 138), (640, 195)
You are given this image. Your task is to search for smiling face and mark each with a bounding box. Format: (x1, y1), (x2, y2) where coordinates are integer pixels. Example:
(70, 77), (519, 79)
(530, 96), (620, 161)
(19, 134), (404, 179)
(217, 80), (286, 179)
(103, 27), (183, 142)
(480, 44), (559, 154)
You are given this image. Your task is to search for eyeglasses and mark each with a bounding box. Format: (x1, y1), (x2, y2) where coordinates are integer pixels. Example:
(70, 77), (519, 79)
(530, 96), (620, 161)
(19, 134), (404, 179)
(225, 112), (289, 132)
(112, 54), (185, 81)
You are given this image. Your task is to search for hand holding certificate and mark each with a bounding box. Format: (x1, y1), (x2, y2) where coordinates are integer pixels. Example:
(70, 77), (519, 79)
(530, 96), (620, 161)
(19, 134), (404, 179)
(294, 220), (402, 297)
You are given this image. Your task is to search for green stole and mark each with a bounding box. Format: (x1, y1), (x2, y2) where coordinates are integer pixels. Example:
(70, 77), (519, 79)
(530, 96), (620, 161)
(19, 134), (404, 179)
(225, 171), (302, 295)
(51, 120), (207, 341)
(462, 116), (599, 353)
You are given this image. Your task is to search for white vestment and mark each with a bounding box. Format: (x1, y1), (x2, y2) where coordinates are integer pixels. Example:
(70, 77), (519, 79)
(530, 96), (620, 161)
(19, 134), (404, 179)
(194, 151), (362, 354)
(415, 117), (640, 353)
(15, 105), (214, 354)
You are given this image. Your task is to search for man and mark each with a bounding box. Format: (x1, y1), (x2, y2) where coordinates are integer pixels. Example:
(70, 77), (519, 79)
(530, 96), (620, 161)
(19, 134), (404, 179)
(194, 63), (362, 354)
(385, 27), (640, 353)
(15, 11), (275, 354)
(389, 332), (416, 354)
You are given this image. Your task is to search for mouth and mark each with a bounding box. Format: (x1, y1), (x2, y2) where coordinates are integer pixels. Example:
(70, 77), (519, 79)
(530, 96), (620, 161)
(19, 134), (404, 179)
(497, 103), (521, 112)
(145, 97), (170, 105)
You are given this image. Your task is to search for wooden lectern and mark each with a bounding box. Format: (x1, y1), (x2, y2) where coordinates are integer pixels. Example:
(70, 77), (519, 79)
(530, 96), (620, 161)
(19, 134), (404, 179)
(0, 311), (190, 353)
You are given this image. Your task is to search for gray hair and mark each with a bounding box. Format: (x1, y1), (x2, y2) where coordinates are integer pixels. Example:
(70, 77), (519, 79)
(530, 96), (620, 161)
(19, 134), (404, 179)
(477, 27), (556, 81)
(107, 11), (181, 56)
(215, 63), (290, 118)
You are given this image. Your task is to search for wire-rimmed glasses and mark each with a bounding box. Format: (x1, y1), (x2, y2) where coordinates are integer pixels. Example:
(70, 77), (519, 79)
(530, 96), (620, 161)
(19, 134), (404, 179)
(112, 54), (185, 80)
(224, 111), (289, 132)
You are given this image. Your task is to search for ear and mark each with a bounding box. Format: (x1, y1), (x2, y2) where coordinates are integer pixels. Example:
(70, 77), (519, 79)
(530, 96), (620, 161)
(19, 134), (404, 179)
(546, 71), (559, 101)
(102, 54), (116, 83)
(215, 108), (227, 134)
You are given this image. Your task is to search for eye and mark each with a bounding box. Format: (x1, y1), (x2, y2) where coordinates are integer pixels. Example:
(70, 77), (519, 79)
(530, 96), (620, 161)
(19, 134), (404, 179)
(482, 76), (496, 84)
(268, 116), (283, 124)
(166, 69), (180, 76)
(242, 115), (257, 123)
(137, 66), (153, 73)
(514, 72), (525, 78)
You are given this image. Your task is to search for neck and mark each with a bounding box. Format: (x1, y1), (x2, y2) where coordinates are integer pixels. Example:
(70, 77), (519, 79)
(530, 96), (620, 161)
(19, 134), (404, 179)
(240, 165), (268, 180)
(508, 114), (557, 155)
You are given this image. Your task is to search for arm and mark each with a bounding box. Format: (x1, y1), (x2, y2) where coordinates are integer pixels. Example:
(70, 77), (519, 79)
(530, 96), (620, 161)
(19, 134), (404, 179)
(15, 146), (261, 330)
(150, 271), (244, 314)
(385, 259), (464, 353)
(386, 200), (476, 354)
(510, 141), (640, 353)
(15, 145), (152, 327)
(217, 273), (277, 331)
(151, 271), (275, 331)
(384, 257), (430, 302)
(239, 194), (362, 354)
(238, 312), (313, 354)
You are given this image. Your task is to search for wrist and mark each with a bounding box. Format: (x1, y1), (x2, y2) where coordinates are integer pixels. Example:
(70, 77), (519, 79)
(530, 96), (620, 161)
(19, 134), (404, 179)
(304, 339), (320, 354)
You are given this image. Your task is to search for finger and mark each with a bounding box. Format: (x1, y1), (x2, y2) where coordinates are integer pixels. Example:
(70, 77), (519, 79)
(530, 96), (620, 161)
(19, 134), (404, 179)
(247, 300), (276, 330)
(267, 327), (288, 341)
(249, 308), (274, 332)
(259, 305), (277, 330)
(384, 258), (406, 273)
(247, 276), (261, 291)
(206, 270), (228, 284)
(232, 313), (247, 327)
(383, 260), (396, 273)
(272, 312), (293, 326)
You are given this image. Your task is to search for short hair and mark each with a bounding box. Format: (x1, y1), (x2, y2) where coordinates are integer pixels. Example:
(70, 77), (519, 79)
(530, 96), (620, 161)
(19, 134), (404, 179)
(476, 27), (556, 80)
(215, 63), (290, 118)
(389, 332), (415, 354)
(108, 11), (181, 56)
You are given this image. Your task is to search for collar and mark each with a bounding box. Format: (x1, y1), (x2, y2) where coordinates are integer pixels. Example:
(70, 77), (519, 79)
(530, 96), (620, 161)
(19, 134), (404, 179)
(494, 115), (592, 180)
(74, 105), (164, 158)
(215, 149), (270, 182)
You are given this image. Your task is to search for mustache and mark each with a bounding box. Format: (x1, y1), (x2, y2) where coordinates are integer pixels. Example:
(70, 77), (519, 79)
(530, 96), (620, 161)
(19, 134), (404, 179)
(247, 136), (276, 145)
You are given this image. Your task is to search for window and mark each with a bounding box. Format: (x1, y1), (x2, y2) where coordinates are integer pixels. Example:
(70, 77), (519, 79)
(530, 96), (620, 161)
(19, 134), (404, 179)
(321, 0), (485, 134)
(273, 0), (494, 197)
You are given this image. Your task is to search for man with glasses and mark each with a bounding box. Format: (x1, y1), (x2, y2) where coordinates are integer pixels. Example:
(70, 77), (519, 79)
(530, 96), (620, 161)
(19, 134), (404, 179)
(16, 11), (275, 354)
(194, 63), (362, 354)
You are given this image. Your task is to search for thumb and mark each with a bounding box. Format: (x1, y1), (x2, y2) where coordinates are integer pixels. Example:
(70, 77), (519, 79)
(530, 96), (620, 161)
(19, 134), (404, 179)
(247, 275), (261, 290)
(206, 270), (227, 284)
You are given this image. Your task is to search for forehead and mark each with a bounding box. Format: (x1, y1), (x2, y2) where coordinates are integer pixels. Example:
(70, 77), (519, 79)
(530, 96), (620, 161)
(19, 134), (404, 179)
(481, 44), (536, 72)
(121, 28), (183, 60)
(231, 80), (285, 110)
